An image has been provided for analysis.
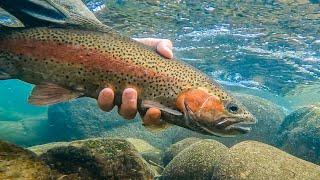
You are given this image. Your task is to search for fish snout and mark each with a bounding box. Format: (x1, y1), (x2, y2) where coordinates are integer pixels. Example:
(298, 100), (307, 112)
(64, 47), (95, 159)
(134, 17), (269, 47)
(215, 115), (257, 135)
(243, 113), (258, 124)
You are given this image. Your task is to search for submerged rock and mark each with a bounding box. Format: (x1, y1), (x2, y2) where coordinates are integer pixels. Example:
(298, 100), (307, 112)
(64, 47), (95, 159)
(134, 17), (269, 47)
(126, 138), (160, 153)
(0, 116), (57, 147)
(103, 120), (177, 149)
(212, 141), (320, 179)
(47, 98), (128, 140)
(47, 98), (179, 149)
(126, 138), (163, 169)
(0, 140), (57, 179)
(39, 138), (156, 179)
(47, 97), (189, 150)
(163, 137), (202, 165)
(278, 104), (320, 165)
(161, 139), (228, 180)
(28, 142), (71, 155)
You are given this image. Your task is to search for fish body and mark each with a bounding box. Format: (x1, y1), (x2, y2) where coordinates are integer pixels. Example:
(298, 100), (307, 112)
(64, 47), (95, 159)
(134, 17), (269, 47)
(0, 0), (256, 136)
(0, 27), (219, 106)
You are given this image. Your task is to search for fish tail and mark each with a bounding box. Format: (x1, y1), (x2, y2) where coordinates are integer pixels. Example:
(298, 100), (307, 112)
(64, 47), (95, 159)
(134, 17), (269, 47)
(0, 0), (68, 29)
(0, 0), (109, 32)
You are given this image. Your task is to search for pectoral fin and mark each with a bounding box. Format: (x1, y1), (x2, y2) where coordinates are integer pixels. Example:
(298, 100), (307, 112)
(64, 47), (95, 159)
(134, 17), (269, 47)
(141, 100), (183, 116)
(140, 100), (177, 132)
(183, 100), (196, 127)
(28, 83), (83, 106)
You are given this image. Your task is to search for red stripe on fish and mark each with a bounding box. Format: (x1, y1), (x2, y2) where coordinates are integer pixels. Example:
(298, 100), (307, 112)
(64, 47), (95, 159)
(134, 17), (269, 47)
(0, 38), (178, 89)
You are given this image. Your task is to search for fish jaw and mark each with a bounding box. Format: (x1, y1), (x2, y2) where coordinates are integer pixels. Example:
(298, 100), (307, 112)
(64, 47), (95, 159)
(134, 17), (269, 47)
(176, 88), (256, 137)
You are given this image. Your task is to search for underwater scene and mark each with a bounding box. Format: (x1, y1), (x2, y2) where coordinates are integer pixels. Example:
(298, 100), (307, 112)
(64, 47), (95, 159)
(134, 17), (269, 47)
(0, 0), (319, 179)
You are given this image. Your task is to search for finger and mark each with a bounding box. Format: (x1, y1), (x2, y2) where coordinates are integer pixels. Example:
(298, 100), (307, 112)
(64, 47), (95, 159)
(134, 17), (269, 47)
(98, 88), (115, 111)
(119, 88), (138, 119)
(133, 38), (173, 59)
(156, 40), (173, 59)
(133, 38), (162, 47)
(143, 108), (161, 126)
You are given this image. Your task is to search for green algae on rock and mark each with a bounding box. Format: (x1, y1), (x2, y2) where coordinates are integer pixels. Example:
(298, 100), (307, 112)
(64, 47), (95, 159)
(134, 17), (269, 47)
(161, 139), (228, 180)
(278, 104), (320, 165)
(212, 141), (320, 180)
(28, 141), (72, 155)
(39, 138), (157, 179)
(126, 138), (161, 153)
(0, 140), (57, 179)
(126, 138), (164, 171)
(163, 137), (202, 166)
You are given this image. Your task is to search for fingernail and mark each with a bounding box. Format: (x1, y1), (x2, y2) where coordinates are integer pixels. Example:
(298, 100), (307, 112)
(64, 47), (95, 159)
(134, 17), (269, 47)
(98, 88), (114, 111)
(123, 88), (137, 101)
(164, 47), (173, 58)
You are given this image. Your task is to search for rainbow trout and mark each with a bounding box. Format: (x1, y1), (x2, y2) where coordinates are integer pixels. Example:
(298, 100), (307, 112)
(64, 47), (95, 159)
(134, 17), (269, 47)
(0, 0), (256, 136)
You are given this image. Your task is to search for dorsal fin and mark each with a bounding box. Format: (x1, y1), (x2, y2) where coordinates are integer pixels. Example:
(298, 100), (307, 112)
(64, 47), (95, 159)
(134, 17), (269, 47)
(0, 0), (113, 32)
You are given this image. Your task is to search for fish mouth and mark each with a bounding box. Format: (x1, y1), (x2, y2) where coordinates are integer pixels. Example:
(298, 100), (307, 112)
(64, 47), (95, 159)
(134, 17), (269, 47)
(182, 100), (256, 136)
(224, 121), (255, 134)
(191, 117), (256, 136)
(215, 117), (256, 134)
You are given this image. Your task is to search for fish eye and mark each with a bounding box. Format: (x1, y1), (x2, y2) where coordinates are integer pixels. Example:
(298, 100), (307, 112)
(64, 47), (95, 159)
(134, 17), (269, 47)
(227, 103), (239, 113)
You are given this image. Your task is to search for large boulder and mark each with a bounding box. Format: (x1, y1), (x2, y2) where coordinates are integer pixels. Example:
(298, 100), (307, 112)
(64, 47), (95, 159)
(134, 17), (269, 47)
(102, 120), (183, 149)
(163, 137), (202, 165)
(0, 116), (56, 147)
(126, 138), (160, 153)
(212, 141), (320, 179)
(39, 138), (157, 179)
(126, 138), (163, 169)
(0, 140), (57, 179)
(28, 141), (71, 155)
(47, 98), (129, 141)
(278, 104), (320, 165)
(161, 139), (228, 180)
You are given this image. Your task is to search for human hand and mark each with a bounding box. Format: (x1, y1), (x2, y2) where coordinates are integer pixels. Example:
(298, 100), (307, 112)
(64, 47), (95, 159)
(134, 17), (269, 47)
(98, 38), (173, 125)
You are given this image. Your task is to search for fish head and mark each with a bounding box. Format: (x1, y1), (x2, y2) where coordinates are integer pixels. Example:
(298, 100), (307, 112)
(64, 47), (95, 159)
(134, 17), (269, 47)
(176, 88), (256, 137)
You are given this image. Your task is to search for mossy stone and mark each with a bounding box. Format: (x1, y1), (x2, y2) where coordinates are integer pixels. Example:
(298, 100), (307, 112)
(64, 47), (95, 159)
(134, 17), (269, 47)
(0, 140), (57, 179)
(39, 138), (156, 179)
(163, 137), (202, 165)
(161, 139), (228, 180)
(212, 141), (320, 179)
(278, 104), (320, 165)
